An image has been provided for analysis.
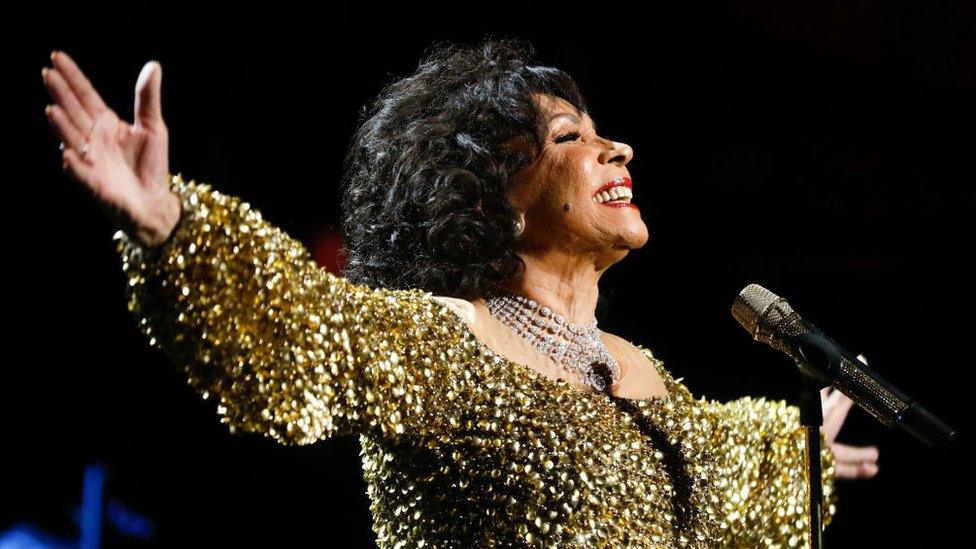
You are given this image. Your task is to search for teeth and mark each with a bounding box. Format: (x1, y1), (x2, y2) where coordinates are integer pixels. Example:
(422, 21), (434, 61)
(593, 185), (633, 204)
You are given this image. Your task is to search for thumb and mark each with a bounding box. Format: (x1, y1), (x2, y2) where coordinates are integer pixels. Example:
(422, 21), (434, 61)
(134, 60), (163, 128)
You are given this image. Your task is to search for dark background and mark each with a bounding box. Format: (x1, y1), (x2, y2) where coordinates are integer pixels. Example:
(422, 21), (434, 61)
(6, 0), (973, 546)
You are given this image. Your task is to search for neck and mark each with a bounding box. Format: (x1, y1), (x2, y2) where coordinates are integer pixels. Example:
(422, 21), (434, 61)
(498, 248), (617, 326)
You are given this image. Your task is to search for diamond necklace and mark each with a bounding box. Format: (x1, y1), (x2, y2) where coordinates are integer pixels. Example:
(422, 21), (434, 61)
(484, 289), (621, 393)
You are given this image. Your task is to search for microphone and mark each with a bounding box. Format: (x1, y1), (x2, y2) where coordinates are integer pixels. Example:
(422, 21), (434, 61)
(731, 283), (957, 447)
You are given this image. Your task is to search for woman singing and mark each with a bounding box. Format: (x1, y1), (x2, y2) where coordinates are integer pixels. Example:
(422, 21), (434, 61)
(41, 37), (879, 547)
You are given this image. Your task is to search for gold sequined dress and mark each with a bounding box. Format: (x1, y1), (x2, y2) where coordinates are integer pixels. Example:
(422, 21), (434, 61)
(113, 174), (838, 548)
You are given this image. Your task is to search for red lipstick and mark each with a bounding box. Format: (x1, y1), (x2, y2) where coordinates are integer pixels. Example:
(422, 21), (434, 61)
(593, 176), (632, 196)
(601, 201), (638, 209)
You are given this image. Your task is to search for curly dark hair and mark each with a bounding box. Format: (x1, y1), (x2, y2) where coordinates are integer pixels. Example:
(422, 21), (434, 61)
(338, 35), (590, 301)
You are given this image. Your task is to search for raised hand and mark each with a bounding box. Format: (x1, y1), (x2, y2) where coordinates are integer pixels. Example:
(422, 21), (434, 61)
(42, 51), (181, 248)
(820, 354), (881, 480)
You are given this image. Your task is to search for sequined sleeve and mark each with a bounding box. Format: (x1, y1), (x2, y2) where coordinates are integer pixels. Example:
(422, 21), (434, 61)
(113, 173), (458, 446)
(697, 395), (839, 547)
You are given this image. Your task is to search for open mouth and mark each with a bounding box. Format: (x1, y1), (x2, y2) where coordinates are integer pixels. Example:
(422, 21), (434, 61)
(592, 177), (633, 205)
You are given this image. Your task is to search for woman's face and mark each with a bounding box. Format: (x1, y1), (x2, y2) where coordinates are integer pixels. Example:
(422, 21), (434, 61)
(506, 93), (648, 257)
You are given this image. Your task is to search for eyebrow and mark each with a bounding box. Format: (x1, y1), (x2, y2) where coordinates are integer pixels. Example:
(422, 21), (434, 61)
(547, 111), (598, 135)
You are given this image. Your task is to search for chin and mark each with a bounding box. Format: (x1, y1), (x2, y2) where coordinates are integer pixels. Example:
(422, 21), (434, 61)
(621, 223), (650, 249)
(614, 239), (648, 251)
(611, 231), (649, 250)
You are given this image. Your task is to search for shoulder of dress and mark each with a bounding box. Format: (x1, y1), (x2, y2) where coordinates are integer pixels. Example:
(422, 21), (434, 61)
(430, 295), (477, 326)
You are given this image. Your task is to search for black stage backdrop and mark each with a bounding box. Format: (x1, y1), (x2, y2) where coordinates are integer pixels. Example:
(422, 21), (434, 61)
(5, 1), (973, 546)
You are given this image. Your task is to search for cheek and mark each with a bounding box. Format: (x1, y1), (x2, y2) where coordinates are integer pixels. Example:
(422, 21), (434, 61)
(551, 157), (595, 201)
(525, 151), (596, 214)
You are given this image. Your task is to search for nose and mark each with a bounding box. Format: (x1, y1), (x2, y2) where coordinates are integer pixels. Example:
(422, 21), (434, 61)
(598, 137), (633, 166)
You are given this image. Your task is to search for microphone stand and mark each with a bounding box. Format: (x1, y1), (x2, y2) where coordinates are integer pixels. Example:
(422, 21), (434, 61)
(796, 369), (825, 549)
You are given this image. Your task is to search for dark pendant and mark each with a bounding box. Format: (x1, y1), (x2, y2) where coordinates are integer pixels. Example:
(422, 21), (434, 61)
(589, 361), (613, 393)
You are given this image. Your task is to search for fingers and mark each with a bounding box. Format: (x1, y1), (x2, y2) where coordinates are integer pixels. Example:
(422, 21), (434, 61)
(831, 441), (880, 480)
(42, 65), (93, 138)
(50, 51), (110, 119)
(61, 147), (93, 184)
(834, 460), (879, 479)
(831, 442), (880, 464)
(134, 60), (164, 128)
(44, 103), (87, 153)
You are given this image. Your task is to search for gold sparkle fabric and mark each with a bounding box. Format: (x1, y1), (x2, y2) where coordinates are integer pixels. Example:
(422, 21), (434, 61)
(113, 173), (838, 548)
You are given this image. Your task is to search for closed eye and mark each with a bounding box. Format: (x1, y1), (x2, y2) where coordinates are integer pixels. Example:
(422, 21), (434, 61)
(554, 131), (581, 144)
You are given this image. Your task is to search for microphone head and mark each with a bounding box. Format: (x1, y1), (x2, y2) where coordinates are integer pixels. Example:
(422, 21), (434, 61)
(731, 284), (777, 336)
(731, 284), (784, 337)
(732, 284), (812, 355)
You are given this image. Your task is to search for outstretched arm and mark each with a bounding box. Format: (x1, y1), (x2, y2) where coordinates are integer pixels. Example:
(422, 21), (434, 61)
(114, 173), (463, 445)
